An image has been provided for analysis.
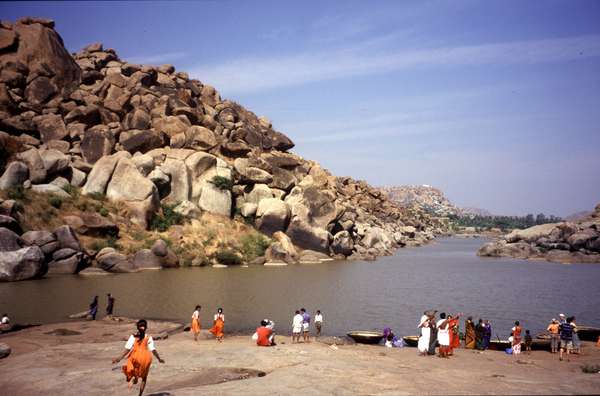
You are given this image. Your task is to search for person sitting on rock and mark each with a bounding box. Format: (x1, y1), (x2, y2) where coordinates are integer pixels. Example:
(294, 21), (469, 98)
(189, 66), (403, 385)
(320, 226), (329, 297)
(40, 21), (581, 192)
(1, 313), (9, 325)
(253, 319), (276, 346)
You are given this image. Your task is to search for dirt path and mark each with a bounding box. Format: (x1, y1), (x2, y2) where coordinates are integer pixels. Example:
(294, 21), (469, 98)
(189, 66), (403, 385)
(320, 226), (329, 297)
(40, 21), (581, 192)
(0, 319), (599, 395)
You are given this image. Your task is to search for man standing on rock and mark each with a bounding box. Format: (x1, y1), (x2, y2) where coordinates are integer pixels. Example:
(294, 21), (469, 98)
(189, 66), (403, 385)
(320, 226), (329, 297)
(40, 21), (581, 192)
(106, 293), (115, 317)
(292, 310), (303, 343)
(89, 296), (98, 320)
(301, 308), (311, 342)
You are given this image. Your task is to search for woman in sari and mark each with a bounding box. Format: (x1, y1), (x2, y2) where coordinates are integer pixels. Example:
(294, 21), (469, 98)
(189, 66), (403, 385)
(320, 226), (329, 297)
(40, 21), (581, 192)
(191, 305), (201, 342)
(448, 314), (461, 355)
(511, 320), (522, 355)
(113, 319), (165, 396)
(464, 316), (476, 349)
(209, 307), (225, 342)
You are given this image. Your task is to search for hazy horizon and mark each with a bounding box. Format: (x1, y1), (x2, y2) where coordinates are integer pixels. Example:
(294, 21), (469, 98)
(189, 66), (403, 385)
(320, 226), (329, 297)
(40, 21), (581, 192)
(2, 0), (599, 217)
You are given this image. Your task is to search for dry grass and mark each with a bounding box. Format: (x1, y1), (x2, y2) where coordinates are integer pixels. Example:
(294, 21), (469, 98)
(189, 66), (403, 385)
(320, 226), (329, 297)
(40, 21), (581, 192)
(2, 187), (271, 264)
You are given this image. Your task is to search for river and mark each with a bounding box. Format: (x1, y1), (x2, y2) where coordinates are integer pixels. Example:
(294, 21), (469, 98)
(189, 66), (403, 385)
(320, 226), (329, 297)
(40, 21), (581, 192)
(1, 237), (599, 339)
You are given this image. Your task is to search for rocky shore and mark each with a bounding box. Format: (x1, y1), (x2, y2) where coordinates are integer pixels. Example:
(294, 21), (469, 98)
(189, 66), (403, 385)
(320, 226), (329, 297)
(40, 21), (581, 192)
(0, 319), (599, 395)
(0, 17), (447, 282)
(478, 203), (600, 264)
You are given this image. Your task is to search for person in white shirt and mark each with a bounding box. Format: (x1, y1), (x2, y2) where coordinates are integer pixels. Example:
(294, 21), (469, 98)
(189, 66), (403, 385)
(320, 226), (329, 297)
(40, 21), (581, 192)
(314, 310), (323, 337)
(436, 312), (451, 358)
(292, 310), (303, 343)
(1, 314), (9, 325)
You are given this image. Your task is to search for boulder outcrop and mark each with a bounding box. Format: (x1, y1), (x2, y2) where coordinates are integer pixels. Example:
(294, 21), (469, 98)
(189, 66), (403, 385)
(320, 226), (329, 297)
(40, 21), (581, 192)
(477, 204), (600, 264)
(0, 17), (451, 281)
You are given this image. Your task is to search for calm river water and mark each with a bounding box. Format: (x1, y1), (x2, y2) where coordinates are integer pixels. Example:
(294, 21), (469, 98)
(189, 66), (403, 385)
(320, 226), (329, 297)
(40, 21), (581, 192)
(1, 238), (599, 339)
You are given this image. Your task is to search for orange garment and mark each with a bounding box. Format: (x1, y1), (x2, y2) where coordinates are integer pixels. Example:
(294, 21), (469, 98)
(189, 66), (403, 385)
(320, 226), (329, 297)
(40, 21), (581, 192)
(596, 336), (600, 347)
(191, 318), (201, 335)
(449, 318), (460, 349)
(210, 317), (224, 338)
(256, 327), (273, 346)
(547, 323), (559, 334)
(512, 326), (522, 345)
(122, 335), (152, 382)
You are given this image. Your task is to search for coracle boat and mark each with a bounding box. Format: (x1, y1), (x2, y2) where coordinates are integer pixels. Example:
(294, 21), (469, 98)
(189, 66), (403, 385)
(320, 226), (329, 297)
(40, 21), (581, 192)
(488, 339), (512, 351)
(347, 331), (385, 344)
(402, 335), (419, 347)
(576, 326), (600, 342)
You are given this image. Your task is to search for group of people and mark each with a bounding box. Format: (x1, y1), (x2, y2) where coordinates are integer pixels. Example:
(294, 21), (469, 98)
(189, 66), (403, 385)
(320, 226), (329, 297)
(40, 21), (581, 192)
(464, 317), (493, 350)
(418, 311), (462, 357)
(190, 306), (225, 342)
(417, 310), (591, 361)
(291, 308), (323, 343)
(547, 314), (581, 361)
(88, 293), (115, 320)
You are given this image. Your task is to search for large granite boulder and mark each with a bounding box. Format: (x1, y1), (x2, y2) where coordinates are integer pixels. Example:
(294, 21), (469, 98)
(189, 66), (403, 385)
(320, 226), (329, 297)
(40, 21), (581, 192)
(0, 215), (22, 235)
(21, 230), (58, 255)
(63, 213), (118, 237)
(0, 161), (28, 190)
(567, 229), (598, 250)
(132, 249), (162, 269)
(80, 128), (115, 164)
(96, 251), (138, 273)
(0, 227), (25, 252)
(33, 114), (68, 143)
(265, 231), (298, 264)
(331, 230), (354, 256)
(0, 245), (46, 281)
(8, 18), (81, 97)
(256, 198), (290, 236)
(198, 181), (231, 217)
(16, 148), (46, 183)
(48, 248), (88, 274)
(106, 158), (159, 228)
(54, 225), (82, 251)
(39, 149), (70, 175)
(505, 223), (559, 244)
(81, 153), (122, 196)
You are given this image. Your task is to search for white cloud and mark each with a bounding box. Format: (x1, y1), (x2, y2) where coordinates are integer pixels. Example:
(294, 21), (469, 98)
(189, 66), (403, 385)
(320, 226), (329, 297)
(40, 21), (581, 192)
(190, 34), (600, 94)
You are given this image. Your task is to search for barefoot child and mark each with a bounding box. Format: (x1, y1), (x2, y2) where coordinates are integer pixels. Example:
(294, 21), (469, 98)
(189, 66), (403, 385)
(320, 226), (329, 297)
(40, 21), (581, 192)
(524, 330), (532, 354)
(113, 319), (165, 396)
(191, 305), (201, 342)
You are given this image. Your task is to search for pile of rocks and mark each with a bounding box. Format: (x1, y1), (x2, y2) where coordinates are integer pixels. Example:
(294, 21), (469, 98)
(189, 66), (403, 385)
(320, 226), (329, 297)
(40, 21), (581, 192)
(478, 203), (600, 263)
(0, 17), (444, 280)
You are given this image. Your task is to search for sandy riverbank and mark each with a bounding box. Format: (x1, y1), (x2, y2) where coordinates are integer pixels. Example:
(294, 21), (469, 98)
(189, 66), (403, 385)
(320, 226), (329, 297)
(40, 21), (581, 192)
(0, 318), (599, 395)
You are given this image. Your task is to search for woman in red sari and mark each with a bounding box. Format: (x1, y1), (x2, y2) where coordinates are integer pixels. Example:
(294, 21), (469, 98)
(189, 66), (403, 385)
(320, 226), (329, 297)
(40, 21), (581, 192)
(447, 314), (461, 355)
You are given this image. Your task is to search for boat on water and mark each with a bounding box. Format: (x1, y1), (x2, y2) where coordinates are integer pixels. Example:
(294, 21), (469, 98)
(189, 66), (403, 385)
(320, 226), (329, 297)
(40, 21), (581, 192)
(347, 331), (384, 344)
(576, 326), (600, 342)
(536, 326), (600, 342)
(488, 339), (512, 351)
(402, 335), (419, 347)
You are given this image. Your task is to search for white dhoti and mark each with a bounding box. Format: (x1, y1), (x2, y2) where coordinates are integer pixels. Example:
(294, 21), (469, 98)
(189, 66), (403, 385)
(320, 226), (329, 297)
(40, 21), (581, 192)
(418, 327), (431, 352)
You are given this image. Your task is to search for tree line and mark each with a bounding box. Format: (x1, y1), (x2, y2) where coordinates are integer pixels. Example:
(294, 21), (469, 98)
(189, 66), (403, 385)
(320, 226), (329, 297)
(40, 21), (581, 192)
(448, 213), (562, 232)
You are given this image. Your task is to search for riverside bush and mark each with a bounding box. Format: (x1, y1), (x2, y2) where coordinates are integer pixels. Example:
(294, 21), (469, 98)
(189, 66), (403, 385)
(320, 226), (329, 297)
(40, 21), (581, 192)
(215, 249), (242, 265)
(240, 233), (270, 261)
(150, 203), (183, 232)
(7, 185), (26, 200)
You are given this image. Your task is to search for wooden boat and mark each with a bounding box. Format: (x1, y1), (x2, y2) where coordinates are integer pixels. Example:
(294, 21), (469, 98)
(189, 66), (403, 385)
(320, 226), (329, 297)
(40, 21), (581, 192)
(347, 331), (384, 344)
(488, 339), (512, 351)
(403, 335), (419, 347)
(530, 338), (551, 351)
(576, 326), (600, 342)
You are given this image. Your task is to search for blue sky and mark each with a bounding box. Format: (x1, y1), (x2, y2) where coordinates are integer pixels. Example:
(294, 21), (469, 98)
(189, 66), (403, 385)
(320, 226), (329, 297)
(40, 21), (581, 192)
(3, 0), (600, 216)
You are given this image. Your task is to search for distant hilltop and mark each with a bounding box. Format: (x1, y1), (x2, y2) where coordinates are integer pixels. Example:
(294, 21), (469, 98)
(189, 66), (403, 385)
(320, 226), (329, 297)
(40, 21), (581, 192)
(380, 185), (487, 218)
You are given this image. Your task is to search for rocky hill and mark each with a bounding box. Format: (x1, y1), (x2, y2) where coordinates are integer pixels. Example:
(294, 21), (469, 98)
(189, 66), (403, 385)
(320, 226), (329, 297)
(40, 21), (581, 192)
(0, 17), (445, 281)
(381, 185), (461, 217)
(477, 203), (600, 263)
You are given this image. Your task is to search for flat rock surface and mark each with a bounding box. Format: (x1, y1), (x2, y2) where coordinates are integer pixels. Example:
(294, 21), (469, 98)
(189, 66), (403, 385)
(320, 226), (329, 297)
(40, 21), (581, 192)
(0, 320), (599, 394)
